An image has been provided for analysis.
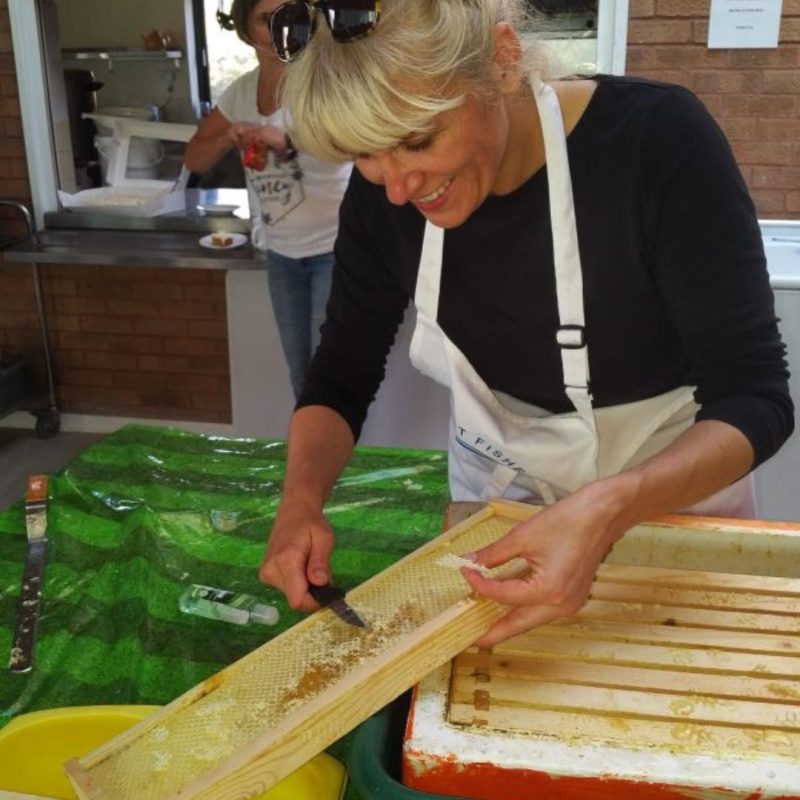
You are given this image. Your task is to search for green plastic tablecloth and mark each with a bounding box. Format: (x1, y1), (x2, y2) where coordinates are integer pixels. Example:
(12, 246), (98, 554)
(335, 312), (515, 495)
(0, 423), (451, 795)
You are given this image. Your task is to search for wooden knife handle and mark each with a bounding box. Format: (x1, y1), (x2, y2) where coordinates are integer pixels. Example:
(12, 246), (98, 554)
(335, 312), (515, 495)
(26, 474), (48, 505)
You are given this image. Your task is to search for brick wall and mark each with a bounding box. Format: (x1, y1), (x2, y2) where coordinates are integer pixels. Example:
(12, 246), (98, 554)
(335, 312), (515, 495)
(0, 0), (232, 424)
(0, 263), (232, 422)
(628, 0), (800, 218)
(0, 0), (30, 236)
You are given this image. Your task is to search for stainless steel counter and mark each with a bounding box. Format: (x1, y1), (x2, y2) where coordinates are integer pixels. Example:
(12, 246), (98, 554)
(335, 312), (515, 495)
(42, 212), (250, 235)
(0, 188), (261, 270)
(2, 229), (262, 270)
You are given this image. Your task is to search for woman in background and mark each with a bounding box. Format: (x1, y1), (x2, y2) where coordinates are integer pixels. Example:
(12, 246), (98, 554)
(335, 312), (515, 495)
(185, 0), (351, 399)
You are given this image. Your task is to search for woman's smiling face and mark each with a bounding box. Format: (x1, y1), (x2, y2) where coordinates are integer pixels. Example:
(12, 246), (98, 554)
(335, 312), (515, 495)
(354, 90), (513, 230)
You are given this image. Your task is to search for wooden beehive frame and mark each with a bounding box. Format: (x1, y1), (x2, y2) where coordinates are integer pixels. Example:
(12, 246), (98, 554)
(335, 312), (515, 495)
(65, 500), (530, 800)
(449, 563), (800, 754)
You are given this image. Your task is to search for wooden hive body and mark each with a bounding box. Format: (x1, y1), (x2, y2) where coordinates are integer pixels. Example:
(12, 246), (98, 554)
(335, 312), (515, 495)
(65, 501), (533, 800)
(403, 508), (800, 799)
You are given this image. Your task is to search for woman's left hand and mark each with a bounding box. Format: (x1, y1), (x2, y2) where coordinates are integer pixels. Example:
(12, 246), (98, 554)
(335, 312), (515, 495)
(461, 482), (628, 647)
(239, 125), (295, 163)
(462, 421), (756, 647)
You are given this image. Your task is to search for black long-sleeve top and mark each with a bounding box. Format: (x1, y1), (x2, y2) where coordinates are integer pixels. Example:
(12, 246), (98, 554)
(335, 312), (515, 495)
(298, 75), (793, 469)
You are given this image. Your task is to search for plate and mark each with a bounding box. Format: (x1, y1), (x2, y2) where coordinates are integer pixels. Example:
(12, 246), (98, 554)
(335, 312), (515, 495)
(199, 232), (248, 250)
(197, 203), (240, 217)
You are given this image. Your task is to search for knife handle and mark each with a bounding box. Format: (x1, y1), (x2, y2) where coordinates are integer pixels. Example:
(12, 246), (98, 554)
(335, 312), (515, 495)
(308, 584), (344, 606)
(26, 475), (48, 505)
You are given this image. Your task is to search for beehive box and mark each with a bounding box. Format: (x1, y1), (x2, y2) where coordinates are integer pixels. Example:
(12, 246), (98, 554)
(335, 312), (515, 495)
(403, 510), (800, 800)
(64, 500), (535, 800)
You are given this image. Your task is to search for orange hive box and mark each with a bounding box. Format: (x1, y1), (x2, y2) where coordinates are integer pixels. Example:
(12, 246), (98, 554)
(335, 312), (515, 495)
(403, 508), (800, 800)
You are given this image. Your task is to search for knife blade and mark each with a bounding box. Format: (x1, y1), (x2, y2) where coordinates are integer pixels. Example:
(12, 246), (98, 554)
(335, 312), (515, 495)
(309, 583), (366, 628)
(9, 474), (49, 673)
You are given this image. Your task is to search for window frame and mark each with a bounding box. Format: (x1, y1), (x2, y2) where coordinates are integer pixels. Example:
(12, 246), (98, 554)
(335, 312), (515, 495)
(191, 0), (212, 114)
(10, 0), (60, 228)
(596, 0), (629, 74)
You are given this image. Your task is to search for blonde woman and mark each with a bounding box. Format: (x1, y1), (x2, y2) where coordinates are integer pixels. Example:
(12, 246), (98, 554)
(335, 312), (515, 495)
(259, 0), (792, 644)
(185, 0), (352, 399)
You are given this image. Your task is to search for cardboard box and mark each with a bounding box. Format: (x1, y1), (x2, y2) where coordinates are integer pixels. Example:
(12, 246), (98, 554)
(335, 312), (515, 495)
(58, 117), (195, 217)
(58, 184), (187, 217)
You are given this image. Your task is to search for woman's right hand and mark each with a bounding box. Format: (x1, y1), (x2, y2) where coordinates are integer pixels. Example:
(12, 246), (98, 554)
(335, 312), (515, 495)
(228, 123), (294, 163)
(259, 500), (335, 611)
(260, 406), (356, 612)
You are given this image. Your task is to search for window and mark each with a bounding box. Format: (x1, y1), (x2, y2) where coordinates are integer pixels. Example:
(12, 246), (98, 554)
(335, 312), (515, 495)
(529, 0), (598, 36)
(526, 0), (606, 76)
(9, 0), (628, 225)
(200, 0), (256, 106)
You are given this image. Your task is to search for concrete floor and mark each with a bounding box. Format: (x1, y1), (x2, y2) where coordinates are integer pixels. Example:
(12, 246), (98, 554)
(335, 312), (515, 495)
(0, 426), (104, 511)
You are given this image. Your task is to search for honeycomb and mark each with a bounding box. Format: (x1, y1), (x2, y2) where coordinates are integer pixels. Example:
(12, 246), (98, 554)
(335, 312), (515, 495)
(71, 510), (517, 800)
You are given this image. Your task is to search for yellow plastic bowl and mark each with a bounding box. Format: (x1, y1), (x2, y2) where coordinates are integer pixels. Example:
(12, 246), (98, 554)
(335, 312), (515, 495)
(0, 705), (346, 800)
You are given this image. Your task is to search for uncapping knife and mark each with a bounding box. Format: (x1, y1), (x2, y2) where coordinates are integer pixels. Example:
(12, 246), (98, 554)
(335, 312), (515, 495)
(9, 474), (49, 673)
(309, 583), (366, 628)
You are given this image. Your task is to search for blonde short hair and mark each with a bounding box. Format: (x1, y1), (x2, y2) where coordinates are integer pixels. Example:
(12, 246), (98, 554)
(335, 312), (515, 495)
(279, 0), (540, 162)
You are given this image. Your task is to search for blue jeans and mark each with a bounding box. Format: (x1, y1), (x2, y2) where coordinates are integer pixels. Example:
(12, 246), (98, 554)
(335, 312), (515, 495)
(266, 250), (334, 399)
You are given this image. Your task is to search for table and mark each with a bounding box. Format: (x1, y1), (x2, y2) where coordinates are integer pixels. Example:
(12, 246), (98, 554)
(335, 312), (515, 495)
(0, 423), (451, 797)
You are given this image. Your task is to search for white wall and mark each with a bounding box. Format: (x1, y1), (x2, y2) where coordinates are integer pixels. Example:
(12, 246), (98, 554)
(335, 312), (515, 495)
(55, 0), (195, 122)
(225, 270), (451, 449)
(56, 0), (185, 49)
(754, 286), (800, 521)
(753, 224), (800, 521)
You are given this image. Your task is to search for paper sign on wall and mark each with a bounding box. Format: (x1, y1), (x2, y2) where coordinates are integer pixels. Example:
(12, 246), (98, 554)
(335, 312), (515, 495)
(708, 0), (783, 49)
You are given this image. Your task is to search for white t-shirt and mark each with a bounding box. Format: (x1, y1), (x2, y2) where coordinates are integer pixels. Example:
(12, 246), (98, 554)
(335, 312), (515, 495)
(216, 68), (352, 258)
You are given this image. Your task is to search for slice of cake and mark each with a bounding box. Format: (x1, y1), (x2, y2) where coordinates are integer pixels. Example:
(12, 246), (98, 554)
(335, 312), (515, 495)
(211, 231), (233, 247)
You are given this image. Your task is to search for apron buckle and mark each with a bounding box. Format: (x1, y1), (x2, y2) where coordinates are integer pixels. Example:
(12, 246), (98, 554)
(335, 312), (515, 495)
(556, 324), (585, 349)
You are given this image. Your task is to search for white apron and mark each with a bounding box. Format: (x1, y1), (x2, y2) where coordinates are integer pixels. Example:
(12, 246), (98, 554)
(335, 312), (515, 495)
(409, 80), (755, 517)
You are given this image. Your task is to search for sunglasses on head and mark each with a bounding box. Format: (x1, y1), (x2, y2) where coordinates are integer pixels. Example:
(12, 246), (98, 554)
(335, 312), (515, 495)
(268, 0), (381, 63)
(217, 0), (235, 30)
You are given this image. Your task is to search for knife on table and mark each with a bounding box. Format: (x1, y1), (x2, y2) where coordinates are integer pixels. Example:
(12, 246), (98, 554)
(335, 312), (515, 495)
(309, 583), (366, 628)
(8, 474), (49, 673)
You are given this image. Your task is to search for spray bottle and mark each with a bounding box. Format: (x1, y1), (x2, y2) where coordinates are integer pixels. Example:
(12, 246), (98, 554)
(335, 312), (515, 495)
(179, 584), (279, 626)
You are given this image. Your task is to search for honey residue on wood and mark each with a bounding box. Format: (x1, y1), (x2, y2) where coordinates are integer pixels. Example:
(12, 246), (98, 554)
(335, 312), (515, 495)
(278, 601), (428, 712)
(767, 682), (800, 700)
(281, 662), (342, 707)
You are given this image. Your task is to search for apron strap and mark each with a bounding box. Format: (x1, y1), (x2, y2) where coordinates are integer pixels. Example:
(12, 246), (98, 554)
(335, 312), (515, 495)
(534, 80), (593, 416)
(479, 464), (518, 500)
(414, 221), (445, 318)
(481, 464), (558, 505)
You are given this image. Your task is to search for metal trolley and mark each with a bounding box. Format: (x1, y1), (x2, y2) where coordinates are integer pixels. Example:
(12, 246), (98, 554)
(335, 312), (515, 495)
(0, 200), (60, 438)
